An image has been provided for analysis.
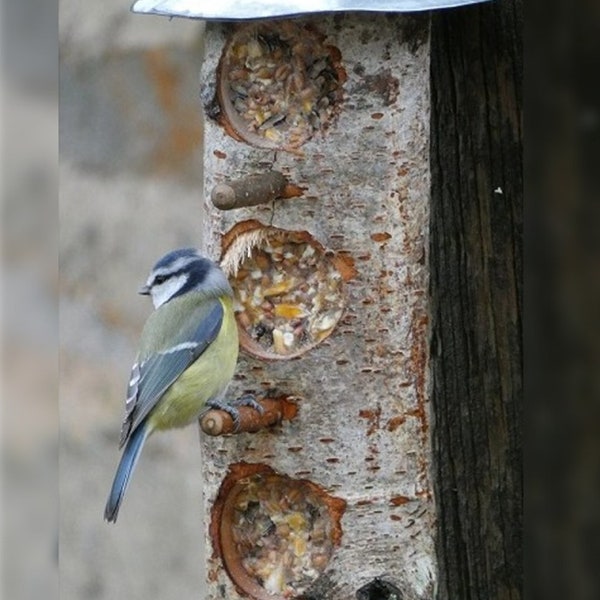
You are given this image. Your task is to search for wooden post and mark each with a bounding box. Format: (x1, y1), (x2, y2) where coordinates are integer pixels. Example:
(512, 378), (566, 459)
(430, 1), (523, 599)
(199, 13), (435, 600)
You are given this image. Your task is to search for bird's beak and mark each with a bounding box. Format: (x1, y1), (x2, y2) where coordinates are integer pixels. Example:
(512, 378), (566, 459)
(138, 284), (151, 296)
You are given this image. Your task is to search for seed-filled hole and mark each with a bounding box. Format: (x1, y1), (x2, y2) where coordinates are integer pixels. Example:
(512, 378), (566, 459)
(213, 464), (346, 600)
(221, 220), (351, 360)
(218, 21), (344, 150)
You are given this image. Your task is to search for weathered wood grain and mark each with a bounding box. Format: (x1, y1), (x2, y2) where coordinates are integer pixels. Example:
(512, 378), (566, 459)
(429, 1), (523, 599)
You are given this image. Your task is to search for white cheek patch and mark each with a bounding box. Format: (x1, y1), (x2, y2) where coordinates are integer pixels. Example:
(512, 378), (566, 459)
(150, 273), (188, 308)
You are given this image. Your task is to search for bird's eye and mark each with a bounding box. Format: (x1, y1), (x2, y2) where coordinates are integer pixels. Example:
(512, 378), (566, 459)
(154, 275), (168, 285)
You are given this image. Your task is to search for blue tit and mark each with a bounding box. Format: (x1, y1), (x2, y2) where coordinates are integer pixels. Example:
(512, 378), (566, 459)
(104, 248), (240, 523)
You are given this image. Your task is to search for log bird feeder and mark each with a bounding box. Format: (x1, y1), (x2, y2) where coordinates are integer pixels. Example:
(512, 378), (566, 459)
(131, 1), (490, 599)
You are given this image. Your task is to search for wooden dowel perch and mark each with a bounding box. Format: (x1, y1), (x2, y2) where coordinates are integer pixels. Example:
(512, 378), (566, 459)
(210, 171), (303, 210)
(200, 395), (299, 436)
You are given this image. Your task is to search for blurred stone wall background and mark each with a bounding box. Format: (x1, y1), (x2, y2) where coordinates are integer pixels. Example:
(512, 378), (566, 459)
(3, 0), (59, 598)
(60, 2), (209, 598)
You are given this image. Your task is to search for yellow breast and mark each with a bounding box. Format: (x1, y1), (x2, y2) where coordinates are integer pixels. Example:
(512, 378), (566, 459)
(147, 297), (239, 432)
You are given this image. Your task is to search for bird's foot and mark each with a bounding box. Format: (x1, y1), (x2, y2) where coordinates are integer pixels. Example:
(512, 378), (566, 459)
(207, 394), (264, 432)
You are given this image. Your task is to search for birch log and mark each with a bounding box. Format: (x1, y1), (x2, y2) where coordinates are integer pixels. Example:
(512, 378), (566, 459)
(198, 14), (434, 600)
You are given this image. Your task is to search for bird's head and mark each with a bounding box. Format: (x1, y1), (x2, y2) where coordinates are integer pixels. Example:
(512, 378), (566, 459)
(139, 248), (232, 309)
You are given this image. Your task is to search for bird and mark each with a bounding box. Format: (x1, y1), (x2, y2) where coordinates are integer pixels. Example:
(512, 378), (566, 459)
(104, 248), (252, 523)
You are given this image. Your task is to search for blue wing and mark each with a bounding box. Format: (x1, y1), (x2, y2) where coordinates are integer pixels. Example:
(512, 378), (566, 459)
(119, 298), (224, 447)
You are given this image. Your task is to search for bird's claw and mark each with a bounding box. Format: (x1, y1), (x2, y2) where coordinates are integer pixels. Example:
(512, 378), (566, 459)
(207, 394), (263, 432)
(231, 394), (265, 415)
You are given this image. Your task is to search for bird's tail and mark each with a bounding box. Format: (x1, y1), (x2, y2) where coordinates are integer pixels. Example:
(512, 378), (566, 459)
(104, 424), (149, 523)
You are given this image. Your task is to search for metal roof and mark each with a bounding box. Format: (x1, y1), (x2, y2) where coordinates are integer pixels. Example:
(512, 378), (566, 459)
(132, 0), (491, 19)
